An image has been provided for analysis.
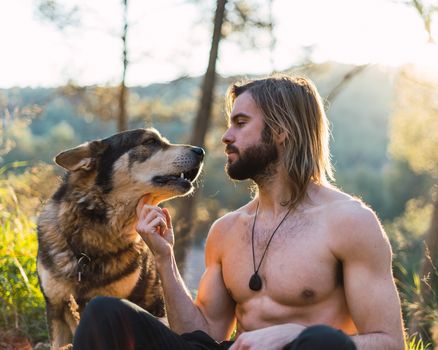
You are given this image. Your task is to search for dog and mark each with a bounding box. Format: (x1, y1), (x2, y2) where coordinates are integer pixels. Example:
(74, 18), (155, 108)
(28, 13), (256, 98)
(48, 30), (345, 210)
(37, 128), (204, 349)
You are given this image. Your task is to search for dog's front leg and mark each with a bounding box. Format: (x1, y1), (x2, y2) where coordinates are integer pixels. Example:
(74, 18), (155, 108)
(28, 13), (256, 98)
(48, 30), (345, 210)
(50, 317), (73, 350)
(47, 302), (74, 350)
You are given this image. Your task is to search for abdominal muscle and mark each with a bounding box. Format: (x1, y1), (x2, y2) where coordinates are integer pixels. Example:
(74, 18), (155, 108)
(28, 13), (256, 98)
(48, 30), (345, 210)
(234, 291), (358, 337)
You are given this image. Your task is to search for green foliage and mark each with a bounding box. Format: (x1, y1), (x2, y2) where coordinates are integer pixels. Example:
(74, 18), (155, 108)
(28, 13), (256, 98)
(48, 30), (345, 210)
(387, 197), (437, 346)
(0, 166), (56, 343)
(389, 68), (438, 178)
(387, 66), (438, 346)
(408, 334), (432, 350)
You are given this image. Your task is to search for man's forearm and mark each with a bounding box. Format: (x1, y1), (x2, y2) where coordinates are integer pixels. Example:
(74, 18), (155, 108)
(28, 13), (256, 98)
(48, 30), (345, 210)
(352, 332), (406, 350)
(155, 252), (208, 334)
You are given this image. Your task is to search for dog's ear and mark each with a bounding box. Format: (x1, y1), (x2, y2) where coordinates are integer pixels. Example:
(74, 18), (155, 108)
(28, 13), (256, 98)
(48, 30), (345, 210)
(55, 141), (108, 171)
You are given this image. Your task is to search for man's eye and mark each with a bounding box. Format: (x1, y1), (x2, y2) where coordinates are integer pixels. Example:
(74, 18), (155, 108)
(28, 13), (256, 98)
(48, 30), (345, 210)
(236, 121), (245, 127)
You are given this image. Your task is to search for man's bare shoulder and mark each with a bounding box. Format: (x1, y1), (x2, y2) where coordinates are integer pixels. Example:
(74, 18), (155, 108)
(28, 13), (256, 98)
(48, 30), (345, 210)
(204, 200), (255, 257)
(319, 185), (392, 260)
(312, 184), (376, 221)
(322, 187), (380, 229)
(209, 200), (255, 235)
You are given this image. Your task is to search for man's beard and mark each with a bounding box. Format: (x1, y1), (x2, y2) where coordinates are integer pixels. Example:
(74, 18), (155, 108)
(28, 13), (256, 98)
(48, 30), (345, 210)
(225, 139), (279, 182)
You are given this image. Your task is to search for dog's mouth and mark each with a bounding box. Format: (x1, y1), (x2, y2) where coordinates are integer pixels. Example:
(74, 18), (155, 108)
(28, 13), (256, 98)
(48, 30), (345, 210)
(152, 167), (201, 189)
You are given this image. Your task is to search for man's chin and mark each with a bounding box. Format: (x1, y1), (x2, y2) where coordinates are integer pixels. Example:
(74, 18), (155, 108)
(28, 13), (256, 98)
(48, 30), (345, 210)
(225, 165), (250, 181)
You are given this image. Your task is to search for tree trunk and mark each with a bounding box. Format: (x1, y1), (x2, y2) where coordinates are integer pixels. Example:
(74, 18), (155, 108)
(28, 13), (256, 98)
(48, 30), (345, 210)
(174, 0), (227, 268)
(190, 0), (226, 148)
(326, 65), (368, 104)
(118, 0), (128, 132)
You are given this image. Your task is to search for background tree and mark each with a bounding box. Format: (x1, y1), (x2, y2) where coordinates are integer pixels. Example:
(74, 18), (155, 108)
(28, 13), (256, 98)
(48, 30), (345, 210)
(390, 0), (438, 341)
(36, 0), (130, 132)
(389, 68), (438, 339)
(174, 0), (273, 266)
(173, 0), (227, 265)
(118, 0), (129, 131)
(395, 0), (438, 43)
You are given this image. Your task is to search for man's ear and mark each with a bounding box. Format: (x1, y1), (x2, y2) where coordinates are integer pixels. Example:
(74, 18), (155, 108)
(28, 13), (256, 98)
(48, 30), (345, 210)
(274, 130), (287, 146)
(54, 140), (107, 171)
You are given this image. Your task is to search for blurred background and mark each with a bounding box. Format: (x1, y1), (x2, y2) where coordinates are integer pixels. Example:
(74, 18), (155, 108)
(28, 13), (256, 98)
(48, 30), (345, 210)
(0, 0), (437, 348)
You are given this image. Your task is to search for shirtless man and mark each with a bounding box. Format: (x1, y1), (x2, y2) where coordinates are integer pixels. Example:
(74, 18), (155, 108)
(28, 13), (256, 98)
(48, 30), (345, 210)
(73, 75), (406, 350)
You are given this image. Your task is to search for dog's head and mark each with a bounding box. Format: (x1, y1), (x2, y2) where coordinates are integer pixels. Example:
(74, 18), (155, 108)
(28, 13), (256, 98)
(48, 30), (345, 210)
(54, 128), (204, 204)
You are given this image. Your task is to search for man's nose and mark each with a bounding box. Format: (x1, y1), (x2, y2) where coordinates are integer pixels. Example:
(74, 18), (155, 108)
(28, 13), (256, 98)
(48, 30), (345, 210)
(221, 128), (234, 144)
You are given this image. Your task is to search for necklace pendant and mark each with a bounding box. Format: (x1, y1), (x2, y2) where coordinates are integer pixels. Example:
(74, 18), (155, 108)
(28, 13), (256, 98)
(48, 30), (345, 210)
(249, 272), (262, 291)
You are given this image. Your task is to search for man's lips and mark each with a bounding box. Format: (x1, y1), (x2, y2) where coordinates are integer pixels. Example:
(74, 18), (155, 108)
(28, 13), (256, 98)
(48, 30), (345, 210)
(225, 147), (239, 163)
(225, 145), (239, 155)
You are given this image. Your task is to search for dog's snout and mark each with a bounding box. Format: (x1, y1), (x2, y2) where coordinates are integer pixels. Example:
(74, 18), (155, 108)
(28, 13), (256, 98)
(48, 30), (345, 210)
(191, 147), (205, 158)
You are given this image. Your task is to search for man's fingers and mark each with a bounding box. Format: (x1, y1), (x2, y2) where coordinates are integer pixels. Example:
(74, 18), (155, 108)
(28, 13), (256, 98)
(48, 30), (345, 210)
(136, 195), (152, 218)
(162, 208), (172, 229)
(150, 216), (167, 235)
(138, 203), (163, 222)
(144, 209), (167, 228)
(137, 216), (167, 235)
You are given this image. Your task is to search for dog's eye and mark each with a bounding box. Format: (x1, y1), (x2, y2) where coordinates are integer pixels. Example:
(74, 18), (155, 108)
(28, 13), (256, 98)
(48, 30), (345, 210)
(143, 138), (159, 146)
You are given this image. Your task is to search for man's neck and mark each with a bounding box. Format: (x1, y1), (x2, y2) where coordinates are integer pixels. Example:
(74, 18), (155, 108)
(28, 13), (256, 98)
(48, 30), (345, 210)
(254, 169), (323, 219)
(254, 167), (295, 218)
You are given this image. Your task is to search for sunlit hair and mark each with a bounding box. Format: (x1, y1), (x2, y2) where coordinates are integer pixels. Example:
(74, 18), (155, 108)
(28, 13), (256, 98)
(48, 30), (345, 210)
(225, 74), (334, 207)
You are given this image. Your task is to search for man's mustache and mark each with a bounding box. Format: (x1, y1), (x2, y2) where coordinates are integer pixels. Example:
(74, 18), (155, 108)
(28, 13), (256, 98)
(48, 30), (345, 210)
(225, 145), (239, 154)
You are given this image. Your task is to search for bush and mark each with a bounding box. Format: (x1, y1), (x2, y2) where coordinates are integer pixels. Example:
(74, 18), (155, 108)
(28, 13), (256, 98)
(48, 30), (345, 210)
(386, 197), (437, 348)
(0, 164), (57, 344)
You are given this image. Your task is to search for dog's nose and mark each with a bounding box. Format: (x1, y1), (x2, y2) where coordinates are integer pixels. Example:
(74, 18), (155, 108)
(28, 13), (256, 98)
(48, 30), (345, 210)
(191, 147), (205, 158)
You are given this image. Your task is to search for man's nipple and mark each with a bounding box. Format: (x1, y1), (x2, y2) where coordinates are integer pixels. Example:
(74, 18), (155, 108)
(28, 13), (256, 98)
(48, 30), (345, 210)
(301, 289), (316, 301)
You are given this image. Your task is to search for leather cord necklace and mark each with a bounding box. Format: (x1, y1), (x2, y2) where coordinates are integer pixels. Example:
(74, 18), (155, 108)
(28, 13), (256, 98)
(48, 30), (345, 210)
(249, 201), (293, 291)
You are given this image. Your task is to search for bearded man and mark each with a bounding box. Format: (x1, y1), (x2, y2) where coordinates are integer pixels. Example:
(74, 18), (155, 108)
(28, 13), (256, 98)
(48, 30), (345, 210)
(73, 75), (406, 350)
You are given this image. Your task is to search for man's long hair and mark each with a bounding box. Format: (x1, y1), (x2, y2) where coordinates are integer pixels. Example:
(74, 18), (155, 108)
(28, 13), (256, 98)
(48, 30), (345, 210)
(225, 74), (334, 207)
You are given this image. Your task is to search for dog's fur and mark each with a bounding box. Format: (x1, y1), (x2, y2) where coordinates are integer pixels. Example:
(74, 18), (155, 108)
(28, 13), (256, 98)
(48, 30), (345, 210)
(37, 128), (204, 349)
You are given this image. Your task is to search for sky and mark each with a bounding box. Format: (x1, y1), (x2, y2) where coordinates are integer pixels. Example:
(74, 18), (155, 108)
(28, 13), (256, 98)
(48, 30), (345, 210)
(0, 0), (437, 88)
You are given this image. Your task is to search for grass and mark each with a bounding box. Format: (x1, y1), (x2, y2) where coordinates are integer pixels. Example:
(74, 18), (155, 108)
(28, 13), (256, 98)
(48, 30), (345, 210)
(408, 335), (432, 350)
(0, 164), (56, 345)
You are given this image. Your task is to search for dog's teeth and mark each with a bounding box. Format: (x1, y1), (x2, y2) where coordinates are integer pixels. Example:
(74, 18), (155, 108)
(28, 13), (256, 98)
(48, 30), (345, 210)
(180, 173), (184, 178)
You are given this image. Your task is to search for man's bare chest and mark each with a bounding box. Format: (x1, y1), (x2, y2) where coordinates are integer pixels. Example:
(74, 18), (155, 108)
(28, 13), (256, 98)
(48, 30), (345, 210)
(221, 221), (342, 306)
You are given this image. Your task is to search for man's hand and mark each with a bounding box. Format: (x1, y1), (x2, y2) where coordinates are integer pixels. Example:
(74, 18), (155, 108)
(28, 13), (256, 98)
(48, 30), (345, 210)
(229, 324), (305, 350)
(136, 195), (174, 259)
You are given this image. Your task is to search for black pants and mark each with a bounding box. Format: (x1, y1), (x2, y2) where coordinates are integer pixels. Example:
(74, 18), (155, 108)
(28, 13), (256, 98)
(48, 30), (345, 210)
(73, 297), (356, 350)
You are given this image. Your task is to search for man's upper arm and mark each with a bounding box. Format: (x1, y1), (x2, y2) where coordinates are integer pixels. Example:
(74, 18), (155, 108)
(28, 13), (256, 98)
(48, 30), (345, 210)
(194, 218), (236, 341)
(332, 203), (405, 347)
